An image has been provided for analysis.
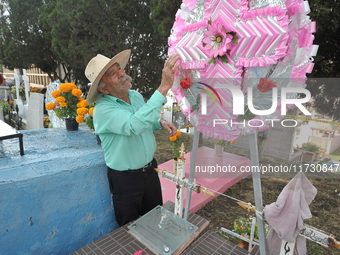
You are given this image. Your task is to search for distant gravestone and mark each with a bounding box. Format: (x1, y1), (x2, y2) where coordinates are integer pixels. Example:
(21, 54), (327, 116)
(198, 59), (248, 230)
(26, 93), (44, 130)
(0, 105), (4, 121)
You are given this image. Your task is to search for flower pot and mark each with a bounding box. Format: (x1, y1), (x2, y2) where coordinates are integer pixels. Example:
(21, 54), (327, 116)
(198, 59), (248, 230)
(65, 118), (79, 131)
(214, 144), (223, 156)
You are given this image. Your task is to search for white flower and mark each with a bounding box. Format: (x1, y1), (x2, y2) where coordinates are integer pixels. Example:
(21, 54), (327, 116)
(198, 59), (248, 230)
(335, 189), (338, 193)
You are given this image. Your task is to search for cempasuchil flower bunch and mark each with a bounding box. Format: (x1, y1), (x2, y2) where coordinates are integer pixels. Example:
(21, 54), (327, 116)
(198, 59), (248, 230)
(45, 83), (84, 121)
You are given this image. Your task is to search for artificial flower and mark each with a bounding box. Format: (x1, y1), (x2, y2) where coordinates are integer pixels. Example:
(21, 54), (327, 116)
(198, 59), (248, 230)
(52, 90), (61, 98)
(76, 115), (85, 123)
(77, 107), (88, 115)
(180, 78), (191, 90)
(202, 22), (233, 58)
(257, 78), (276, 92)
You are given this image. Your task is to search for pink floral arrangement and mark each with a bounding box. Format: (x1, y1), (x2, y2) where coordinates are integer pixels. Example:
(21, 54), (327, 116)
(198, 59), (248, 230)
(202, 19), (239, 64)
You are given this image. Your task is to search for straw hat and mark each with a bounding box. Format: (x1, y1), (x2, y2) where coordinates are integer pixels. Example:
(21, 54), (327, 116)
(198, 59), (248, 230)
(85, 49), (131, 104)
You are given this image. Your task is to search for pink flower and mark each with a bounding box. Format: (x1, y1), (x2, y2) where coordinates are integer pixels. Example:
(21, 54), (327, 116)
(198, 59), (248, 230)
(202, 22), (233, 58)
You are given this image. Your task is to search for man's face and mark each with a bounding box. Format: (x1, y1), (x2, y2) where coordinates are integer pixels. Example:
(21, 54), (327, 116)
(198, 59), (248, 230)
(100, 63), (132, 96)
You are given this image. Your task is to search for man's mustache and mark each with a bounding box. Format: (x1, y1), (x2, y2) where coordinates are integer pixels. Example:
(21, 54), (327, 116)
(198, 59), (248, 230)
(119, 75), (132, 88)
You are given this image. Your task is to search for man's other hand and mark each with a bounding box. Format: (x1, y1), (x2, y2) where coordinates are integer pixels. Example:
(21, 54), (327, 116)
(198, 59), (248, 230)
(160, 119), (177, 137)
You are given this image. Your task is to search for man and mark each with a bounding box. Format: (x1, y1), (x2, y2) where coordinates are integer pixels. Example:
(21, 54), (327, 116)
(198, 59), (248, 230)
(85, 50), (179, 226)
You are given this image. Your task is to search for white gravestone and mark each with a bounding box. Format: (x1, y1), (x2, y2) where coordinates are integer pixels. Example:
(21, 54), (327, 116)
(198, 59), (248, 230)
(26, 93), (44, 130)
(0, 105), (4, 121)
(14, 69), (27, 123)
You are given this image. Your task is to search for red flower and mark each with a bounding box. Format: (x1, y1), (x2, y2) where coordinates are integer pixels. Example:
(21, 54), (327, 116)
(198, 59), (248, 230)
(180, 78), (191, 90)
(240, 226), (246, 231)
(257, 78), (276, 93)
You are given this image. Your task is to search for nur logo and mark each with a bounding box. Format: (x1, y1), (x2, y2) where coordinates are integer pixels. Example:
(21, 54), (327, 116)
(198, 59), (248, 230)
(197, 82), (223, 108)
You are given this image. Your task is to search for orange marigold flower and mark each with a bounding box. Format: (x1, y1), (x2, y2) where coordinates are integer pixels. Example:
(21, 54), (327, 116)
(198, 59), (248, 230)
(170, 136), (177, 142)
(231, 140), (236, 144)
(60, 102), (68, 107)
(81, 99), (89, 108)
(72, 88), (82, 97)
(69, 83), (77, 90)
(78, 97), (84, 102)
(89, 107), (94, 117)
(56, 96), (66, 104)
(77, 107), (88, 115)
(52, 90), (61, 98)
(77, 102), (82, 108)
(176, 130), (181, 137)
(45, 102), (55, 110)
(76, 115), (84, 123)
(59, 83), (72, 93)
(9, 100), (13, 104)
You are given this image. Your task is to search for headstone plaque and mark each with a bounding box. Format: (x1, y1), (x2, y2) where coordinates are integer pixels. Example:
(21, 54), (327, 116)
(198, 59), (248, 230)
(128, 205), (198, 254)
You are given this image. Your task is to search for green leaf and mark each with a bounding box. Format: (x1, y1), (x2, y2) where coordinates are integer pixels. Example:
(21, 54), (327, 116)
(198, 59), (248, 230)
(202, 42), (206, 47)
(208, 19), (212, 25)
(219, 55), (229, 64)
(222, 25), (229, 33)
(208, 57), (216, 65)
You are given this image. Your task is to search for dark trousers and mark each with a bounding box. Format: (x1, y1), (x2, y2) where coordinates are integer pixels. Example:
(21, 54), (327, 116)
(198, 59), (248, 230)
(107, 158), (163, 226)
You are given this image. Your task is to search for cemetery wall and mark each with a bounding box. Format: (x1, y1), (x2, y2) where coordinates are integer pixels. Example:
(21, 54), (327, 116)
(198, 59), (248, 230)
(0, 129), (119, 254)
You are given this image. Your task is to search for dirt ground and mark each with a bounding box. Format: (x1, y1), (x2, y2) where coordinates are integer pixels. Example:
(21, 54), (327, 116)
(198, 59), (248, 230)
(154, 129), (340, 255)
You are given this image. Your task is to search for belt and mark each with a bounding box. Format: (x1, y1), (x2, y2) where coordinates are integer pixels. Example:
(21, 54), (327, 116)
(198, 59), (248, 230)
(108, 159), (154, 173)
(134, 160), (153, 172)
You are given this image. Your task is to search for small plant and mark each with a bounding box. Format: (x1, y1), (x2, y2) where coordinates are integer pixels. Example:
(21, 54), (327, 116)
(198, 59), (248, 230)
(43, 116), (51, 128)
(299, 142), (321, 152)
(0, 102), (8, 116)
(11, 84), (26, 100)
(216, 139), (236, 147)
(170, 131), (182, 158)
(234, 216), (269, 242)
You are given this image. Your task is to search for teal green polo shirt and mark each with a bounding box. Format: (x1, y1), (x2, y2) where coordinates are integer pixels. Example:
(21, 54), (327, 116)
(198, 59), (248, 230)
(93, 90), (166, 170)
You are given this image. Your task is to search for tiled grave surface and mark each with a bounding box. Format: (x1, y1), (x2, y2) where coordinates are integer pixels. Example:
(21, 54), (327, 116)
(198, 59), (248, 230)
(71, 201), (250, 255)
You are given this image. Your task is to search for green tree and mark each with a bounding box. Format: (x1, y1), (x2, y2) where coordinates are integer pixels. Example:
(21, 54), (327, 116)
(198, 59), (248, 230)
(150, 0), (182, 38)
(47, 0), (167, 97)
(0, 0), (70, 82)
(308, 0), (340, 78)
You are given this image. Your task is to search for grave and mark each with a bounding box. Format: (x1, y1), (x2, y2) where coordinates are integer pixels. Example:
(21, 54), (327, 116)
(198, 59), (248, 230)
(0, 128), (118, 254)
(71, 201), (254, 255)
(26, 92), (44, 130)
